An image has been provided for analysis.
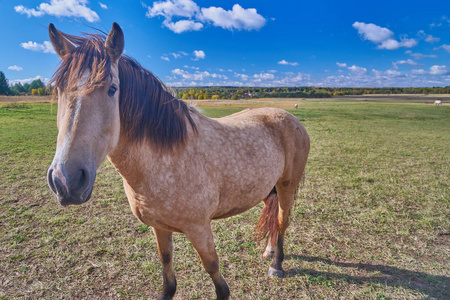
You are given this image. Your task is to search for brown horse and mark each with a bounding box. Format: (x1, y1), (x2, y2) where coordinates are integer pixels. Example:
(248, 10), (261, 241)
(46, 23), (310, 300)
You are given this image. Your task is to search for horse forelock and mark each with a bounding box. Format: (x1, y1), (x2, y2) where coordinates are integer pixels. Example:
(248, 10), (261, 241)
(51, 32), (112, 95)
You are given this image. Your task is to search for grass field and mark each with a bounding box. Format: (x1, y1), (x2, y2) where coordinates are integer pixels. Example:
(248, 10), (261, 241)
(0, 99), (449, 299)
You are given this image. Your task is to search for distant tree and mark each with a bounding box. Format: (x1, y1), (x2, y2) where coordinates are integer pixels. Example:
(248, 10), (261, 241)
(0, 71), (10, 95)
(182, 93), (188, 100)
(188, 88), (196, 98)
(23, 83), (31, 94)
(231, 94), (239, 100)
(30, 79), (45, 91)
(37, 87), (44, 95)
(211, 95), (219, 100)
(31, 89), (38, 96)
(10, 83), (25, 95)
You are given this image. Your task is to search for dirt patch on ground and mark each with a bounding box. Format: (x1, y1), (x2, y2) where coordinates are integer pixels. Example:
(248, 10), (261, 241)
(0, 95), (52, 103)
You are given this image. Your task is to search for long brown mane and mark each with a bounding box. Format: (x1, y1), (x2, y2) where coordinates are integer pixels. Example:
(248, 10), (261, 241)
(51, 31), (197, 150)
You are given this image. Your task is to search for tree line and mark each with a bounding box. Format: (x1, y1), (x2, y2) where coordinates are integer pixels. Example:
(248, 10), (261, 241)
(173, 86), (450, 100)
(2, 70), (450, 98)
(0, 71), (52, 96)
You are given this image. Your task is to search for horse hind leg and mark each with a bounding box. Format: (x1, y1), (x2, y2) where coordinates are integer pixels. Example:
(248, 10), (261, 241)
(255, 183), (298, 278)
(255, 188), (279, 259)
(267, 184), (298, 278)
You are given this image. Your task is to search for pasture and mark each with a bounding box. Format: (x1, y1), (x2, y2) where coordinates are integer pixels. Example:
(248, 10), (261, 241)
(0, 99), (448, 299)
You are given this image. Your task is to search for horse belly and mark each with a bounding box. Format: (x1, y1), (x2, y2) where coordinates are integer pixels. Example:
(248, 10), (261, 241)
(212, 141), (285, 219)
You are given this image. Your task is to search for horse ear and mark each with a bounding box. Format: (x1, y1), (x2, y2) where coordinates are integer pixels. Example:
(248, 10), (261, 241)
(105, 22), (124, 63)
(49, 23), (75, 59)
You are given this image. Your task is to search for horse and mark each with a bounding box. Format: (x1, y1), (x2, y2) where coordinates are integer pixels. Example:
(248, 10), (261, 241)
(435, 100), (442, 106)
(46, 23), (310, 300)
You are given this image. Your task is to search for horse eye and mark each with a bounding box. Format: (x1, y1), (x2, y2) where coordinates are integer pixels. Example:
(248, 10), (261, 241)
(108, 86), (117, 97)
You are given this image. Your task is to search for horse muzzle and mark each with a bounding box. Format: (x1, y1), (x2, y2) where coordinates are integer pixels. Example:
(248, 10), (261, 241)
(47, 163), (96, 206)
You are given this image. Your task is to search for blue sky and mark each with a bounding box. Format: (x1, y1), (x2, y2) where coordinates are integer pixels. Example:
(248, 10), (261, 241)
(1, 0), (450, 87)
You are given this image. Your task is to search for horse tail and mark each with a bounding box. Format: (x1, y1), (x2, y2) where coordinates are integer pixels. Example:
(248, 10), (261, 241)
(254, 187), (279, 248)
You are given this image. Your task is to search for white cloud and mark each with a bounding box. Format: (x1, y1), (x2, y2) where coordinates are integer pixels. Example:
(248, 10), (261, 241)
(15, 0), (99, 22)
(165, 20), (204, 33)
(14, 5), (44, 17)
(418, 30), (440, 43)
(278, 60), (299, 66)
(184, 65), (199, 70)
(170, 51), (189, 58)
(337, 62), (367, 74)
(434, 44), (450, 53)
(353, 21), (417, 50)
(234, 73), (249, 81)
(377, 38), (417, 50)
(20, 41), (56, 54)
(161, 55), (170, 61)
(172, 68), (186, 76)
(404, 50), (438, 60)
(372, 69), (405, 79)
(272, 72), (311, 86)
(411, 69), (428, 75)
(392, 59), (419, 69)
(146, 0), (200, 19)
(429, 22), (441, 28)
(348, 65), (367, 74)
(8, 65), (23, 71)
(412, 65), (449, 76)
(425, 35), (440, 43)
(352, 22), (394, 43)
(384, 69), (404, 77)
(200, 4), (266, 31)
(145, 0), (265, 33)
(171, 68), (227, 81)
(99, 2), (108, 9)
(192, 50), (205, 60)
(429, 65), (449, 75)
(253, 73), (275, 81)
(9, 75), (49, 85)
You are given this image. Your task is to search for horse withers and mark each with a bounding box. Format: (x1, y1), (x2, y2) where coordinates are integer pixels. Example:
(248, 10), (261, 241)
(46, 23), (310, 300)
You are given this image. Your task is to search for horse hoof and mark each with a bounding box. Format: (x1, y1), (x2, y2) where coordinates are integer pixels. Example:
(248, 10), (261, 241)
(268, 267), (284, 278)
(263, 250), (274, 259)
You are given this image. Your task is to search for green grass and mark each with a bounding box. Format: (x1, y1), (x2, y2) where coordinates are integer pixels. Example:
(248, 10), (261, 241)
(0, 101), (448, 299)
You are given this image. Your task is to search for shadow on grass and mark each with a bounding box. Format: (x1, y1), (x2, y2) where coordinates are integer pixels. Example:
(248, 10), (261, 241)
(285, 255), (449, 299)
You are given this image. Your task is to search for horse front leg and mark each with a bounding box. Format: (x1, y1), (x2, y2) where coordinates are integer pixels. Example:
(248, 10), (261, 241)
(153, 228), (177, 300)
(185, 224), (230, 300)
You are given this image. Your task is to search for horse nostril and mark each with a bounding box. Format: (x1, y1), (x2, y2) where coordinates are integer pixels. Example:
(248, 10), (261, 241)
(79, 168), (88, 189)
(47, 168), (56, 192)
(70, 168), (90, 192)
(53, 176), (67, 196)
(48, 167), (68, 196)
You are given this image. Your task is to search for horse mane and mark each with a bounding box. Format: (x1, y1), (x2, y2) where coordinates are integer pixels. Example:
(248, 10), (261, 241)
(51, 31), (197, 150)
